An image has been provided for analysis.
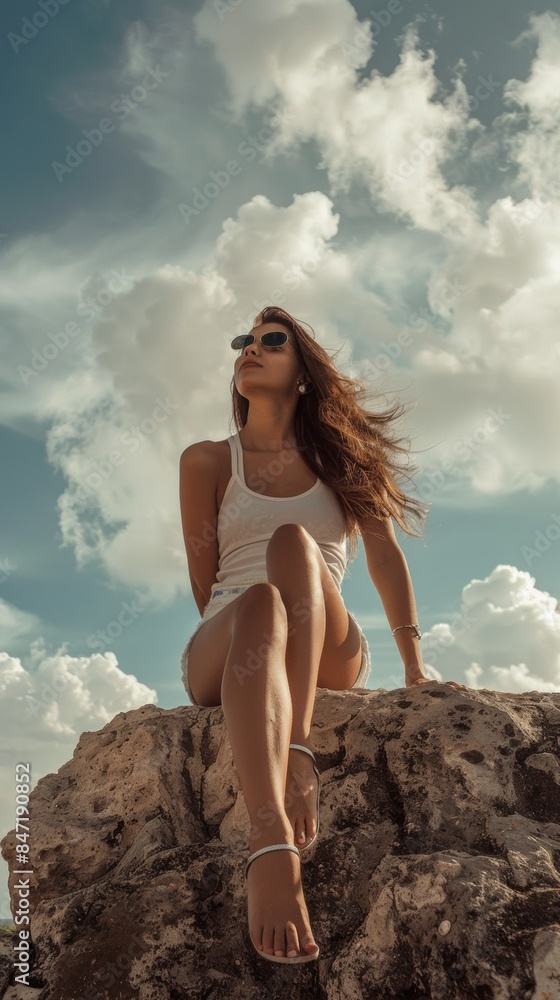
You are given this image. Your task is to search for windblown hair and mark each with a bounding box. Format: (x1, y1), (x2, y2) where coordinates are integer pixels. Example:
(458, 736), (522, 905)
(229, 305), (430, 564)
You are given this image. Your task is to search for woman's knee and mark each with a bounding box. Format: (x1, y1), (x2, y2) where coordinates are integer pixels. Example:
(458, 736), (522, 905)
(269, 523), (310, 546)
(235, 581), (288, 629)
(267, 524), (318, 569)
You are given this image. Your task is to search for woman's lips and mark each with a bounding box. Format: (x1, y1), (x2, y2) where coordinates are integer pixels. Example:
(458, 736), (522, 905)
(241, 362), (262, 369)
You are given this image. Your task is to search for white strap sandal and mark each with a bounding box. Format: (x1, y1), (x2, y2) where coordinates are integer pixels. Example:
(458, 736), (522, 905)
(245, 841), (300, 879)
(244, 843), (320, 963)
(289, 743), (321, 851)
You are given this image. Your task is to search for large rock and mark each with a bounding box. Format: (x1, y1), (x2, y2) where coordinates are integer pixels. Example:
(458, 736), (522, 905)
(2, 686), (560, 999)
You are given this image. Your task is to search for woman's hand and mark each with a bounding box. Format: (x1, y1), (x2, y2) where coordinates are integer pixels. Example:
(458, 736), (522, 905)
(404, 666), (468, 690)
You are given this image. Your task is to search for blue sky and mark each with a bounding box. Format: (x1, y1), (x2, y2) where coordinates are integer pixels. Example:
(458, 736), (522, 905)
(2, 0), (560, 919)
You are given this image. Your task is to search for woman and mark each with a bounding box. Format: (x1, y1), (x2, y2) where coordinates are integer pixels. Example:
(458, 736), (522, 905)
(179, 305), (466, 964)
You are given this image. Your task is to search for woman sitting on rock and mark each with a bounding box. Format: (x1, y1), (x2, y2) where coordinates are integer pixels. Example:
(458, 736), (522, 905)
(179, 304), (466, 964)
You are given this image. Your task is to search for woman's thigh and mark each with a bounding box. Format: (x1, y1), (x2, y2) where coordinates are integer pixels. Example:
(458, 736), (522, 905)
(185, 583), (284, 707)
(265, 523), (365, 692)
(185, 599), (239, 708)
(186, 534), (367, 704)
(310, 550), (365, 692)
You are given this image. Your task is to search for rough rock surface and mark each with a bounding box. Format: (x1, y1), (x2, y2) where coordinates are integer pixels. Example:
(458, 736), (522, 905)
(2, 685), (560, 999)
(0, 930), (42, 1000)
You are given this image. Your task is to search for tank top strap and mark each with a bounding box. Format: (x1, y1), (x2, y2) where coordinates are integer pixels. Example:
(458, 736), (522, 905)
(227, 433), (240, 480)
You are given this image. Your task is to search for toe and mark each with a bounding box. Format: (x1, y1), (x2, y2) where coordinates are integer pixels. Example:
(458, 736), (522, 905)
(251, 921), (264, 953)
(304, 938), (319, 954)
(261, 926), (274, 956)
(273, 926), (286, 958)
(286, 922), (299, 958)
(295, 820), (306, 846)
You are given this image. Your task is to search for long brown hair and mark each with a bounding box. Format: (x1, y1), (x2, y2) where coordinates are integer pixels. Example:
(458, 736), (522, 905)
(229, 305), (430, 563)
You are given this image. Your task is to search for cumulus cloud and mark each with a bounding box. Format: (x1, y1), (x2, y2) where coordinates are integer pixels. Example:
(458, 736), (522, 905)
(0, 640), (156, 919)
(0, 642), (157, 743)
(183, 0), (560, 503)
(397, 189), (560, 498)
(194, 0), (482, 238)
(503, 11), (560, 197)
(6, 171), (560, 599)
(420, 565), (560, 692)
(1, 0), (559, 663)
(39, 190), (394, 601)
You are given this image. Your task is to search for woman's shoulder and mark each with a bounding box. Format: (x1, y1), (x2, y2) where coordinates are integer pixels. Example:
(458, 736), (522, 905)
(181, 437), (231, 467)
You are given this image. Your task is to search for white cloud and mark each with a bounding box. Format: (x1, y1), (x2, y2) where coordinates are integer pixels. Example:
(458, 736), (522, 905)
(0, 642), (157, 742)
(0, 597), (41, 647)
(194, 0), (482, 238)
(502, 12), (560, 199)
(394, 189), (560, 499)
(1, 1), (560, 607)
(4, 178), (560, 600)
(0, 641), (156, 920)
(38, 191), (393, 601)
(421, 565), (560, 692)
(182, 2), (560, 503)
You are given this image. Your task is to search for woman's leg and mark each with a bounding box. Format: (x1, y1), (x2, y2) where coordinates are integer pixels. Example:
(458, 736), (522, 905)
(220, 583), (319, 959)
(187, 582), (318, 955)
(265, 522), (363, 850)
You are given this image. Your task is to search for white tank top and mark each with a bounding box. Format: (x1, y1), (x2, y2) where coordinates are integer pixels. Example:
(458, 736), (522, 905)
(214, 432), (348, 591)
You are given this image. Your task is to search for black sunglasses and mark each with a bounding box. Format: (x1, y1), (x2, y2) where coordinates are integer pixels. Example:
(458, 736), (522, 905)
(231, 331), (289, 350)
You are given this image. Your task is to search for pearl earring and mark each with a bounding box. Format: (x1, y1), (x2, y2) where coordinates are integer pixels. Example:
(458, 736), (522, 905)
(297, 378), (312, 394)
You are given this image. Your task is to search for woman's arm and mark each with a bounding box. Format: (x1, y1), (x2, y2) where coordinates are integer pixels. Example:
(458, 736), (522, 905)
(359, 511), (428, 684)
(179, 444), (220, 618)
(368, 548), (425, 682)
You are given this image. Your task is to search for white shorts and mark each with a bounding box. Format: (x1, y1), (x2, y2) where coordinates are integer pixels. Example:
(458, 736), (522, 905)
(180, 576), (371, 706)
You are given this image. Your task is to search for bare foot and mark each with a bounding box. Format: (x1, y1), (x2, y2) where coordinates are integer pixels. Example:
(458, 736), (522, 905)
(285, 745), (318, 849)
(247, 824), (320, 959)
